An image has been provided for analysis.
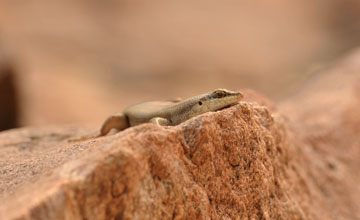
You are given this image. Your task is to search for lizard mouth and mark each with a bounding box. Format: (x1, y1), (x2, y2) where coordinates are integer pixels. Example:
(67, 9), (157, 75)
(219, 91), (243, 110)
(214, 92), (243, 111)
(216, 103), (238, 111)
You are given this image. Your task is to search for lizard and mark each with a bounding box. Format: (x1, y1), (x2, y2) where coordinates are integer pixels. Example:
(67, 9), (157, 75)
(68, 88), (243, 142)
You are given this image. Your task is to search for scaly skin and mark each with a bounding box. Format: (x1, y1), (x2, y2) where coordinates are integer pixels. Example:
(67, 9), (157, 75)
(69, 89), (243, 142)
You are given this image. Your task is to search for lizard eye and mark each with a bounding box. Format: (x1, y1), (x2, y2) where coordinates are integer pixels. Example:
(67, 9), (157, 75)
(198, 101), (203, 105)
(216, 92), (224, 98)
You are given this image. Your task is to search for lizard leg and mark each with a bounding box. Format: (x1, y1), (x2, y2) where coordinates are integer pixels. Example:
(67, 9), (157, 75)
(68, 113), (129, 142)
(99, 113), (129, 136)
(150, 117), (170, 126)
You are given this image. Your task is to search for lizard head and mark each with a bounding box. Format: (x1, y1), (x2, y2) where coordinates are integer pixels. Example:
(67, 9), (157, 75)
(191, 88), (243, 115)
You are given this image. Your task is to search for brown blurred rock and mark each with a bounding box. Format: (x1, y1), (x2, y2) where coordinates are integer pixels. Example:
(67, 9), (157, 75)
(1, 50), (360, 219)
(0, 55), (18, 131)
(278, 50), (360, 219)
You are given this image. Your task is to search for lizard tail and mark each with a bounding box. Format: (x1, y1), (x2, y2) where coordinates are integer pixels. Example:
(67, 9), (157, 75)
(67, 133), (102, 142)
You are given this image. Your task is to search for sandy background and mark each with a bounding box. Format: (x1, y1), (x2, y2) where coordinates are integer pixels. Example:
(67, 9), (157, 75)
(0, 0), (360, 128)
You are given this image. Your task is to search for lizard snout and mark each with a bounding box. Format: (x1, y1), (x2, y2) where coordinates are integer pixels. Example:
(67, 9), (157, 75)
(233, 91), (244, 100)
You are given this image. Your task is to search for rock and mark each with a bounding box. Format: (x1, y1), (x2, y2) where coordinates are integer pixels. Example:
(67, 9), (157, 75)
(279, 50), (360, 219)
(1, 50), (360, 219)
(0, 52), (18, 131)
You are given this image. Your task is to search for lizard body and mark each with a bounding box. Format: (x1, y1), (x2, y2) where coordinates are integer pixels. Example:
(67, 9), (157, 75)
(69, 88), (243, 142)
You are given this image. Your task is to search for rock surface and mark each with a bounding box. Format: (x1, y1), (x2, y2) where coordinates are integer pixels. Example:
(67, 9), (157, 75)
(1, 50), (360, 219)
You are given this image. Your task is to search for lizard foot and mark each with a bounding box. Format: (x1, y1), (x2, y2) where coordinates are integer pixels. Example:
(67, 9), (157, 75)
(150, 117), (170, 126)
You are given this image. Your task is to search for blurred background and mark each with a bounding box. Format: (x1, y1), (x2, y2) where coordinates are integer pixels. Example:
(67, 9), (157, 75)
(0, 0), (360, 130)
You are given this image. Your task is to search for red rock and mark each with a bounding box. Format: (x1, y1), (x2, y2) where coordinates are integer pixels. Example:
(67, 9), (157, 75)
(1, 50), (360, 219)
